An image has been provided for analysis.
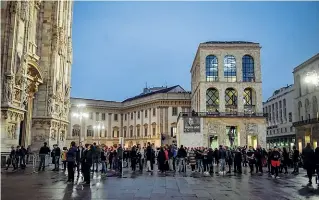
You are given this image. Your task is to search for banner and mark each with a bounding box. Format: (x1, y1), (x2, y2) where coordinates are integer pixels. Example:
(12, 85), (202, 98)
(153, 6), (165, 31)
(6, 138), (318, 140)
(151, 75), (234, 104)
(184, 117), (200, 132)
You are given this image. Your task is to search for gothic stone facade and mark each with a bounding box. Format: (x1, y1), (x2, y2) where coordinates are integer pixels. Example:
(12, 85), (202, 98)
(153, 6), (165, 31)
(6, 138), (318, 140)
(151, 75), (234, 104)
(1, 1), (73, 151)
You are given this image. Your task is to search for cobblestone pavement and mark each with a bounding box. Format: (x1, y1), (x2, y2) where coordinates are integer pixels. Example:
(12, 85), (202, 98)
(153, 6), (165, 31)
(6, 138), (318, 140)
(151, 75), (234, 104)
(1, 165), (319, 200)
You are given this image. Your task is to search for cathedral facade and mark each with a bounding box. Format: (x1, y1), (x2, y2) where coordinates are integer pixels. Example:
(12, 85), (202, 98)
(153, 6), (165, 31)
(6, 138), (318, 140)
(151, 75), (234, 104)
(1, 1), (73, 151)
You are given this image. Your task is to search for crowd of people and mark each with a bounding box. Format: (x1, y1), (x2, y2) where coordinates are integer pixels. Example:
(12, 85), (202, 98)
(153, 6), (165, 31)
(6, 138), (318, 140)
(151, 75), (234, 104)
(4, 141), (319, 186)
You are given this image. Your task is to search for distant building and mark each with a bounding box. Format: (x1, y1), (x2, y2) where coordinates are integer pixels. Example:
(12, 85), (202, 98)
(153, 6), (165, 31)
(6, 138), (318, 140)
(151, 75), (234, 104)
(177, 41), (267, 149)
(68, 86), (191, 148)
(292, 53), (319, 150)
(263, 85), (295, 150)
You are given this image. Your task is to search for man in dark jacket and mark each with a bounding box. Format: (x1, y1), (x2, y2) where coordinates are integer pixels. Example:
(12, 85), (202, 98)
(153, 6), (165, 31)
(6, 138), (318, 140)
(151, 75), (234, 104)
(38, 142), (50, 171)
(82, 144), (93, 185)
(67, 141), (77, 183)
(292, 146), (300, 174)
(76, 143), (84, 176)
(234, 147), (242, 173)
(52, 144), (61, 171)
(177, 145), (187, 172)
(146, 142), (154, 172)
(302, 143), (315, 185)
(6, 146), (17, 171)
(254, 145), (263, 173)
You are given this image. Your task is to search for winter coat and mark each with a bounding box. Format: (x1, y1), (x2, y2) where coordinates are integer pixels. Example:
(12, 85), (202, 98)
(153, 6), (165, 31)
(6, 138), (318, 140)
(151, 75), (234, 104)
(188, 151), (196, 166)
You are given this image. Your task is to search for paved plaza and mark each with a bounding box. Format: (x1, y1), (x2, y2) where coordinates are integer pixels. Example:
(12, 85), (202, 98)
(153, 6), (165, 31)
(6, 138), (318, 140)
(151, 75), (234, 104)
(1, 166), (319, 200)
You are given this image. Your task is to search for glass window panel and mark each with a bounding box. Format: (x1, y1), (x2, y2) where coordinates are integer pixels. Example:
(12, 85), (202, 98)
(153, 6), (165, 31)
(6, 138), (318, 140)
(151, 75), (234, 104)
(206, 55), (218, 81)
(224, 55), (237, 82)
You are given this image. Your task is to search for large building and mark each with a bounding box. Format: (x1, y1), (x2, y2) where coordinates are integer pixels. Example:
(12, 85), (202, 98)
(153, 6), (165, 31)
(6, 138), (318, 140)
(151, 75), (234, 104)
(292, 53), (319, 150)
(177, 41), (267, 149)
(1, 1), (73, 151)
(68, 86), (191, 148)
(263, 85), (295, 150)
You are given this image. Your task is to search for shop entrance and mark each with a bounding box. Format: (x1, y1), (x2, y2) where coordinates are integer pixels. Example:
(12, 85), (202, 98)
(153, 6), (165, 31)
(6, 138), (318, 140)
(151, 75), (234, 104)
(209, 135), (218, 149)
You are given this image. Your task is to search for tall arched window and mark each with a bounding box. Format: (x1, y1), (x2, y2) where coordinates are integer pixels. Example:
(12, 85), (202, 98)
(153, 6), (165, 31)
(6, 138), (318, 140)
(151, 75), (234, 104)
(305, 99), (310, 120)
(225, 88), (238, 112)
(87, 125), (93, 137)
(296, 75), (301, 97)
(283, 99), (287, 120)
(206, 88), (219, 112)
(242, 55), (255, 82)
(224, 55), (237, 82)
(298, 101), (302, 121)
(243, 88), (256, 113)
(313, 96), (318, 118)
(72, 124), (81, 137)
(206, 55), (218, 81)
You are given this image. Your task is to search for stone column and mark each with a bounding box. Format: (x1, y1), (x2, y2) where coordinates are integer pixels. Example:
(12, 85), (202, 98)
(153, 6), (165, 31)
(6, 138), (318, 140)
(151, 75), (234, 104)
(236, 55), (242, 82)
(108, 113), (112, 138)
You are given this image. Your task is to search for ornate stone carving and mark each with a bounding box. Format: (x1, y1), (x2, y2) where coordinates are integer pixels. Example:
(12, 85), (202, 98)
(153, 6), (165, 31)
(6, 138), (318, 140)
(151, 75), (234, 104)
(60, 131), (65, 141)
(246, 123), (258, 134)
(9, 1), (18, 14)
(207, 123), (221, 135)
(4, 75), (15, 104)
(50, 130), (56, 140)
(48, 98), (55, 115)
(7, 124), (17, 139)
(65, 84), (70, 97)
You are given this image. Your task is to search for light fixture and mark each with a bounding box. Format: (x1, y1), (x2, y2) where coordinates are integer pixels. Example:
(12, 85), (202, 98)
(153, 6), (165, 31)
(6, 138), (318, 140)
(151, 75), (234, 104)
(305, 70), (319, 86)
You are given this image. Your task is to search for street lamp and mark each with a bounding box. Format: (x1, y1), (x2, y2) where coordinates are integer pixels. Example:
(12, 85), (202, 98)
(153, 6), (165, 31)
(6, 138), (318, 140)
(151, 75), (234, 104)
(305, 70), (319, 87)
(72, 104), (89, 145)
(93, 121), (105, 145)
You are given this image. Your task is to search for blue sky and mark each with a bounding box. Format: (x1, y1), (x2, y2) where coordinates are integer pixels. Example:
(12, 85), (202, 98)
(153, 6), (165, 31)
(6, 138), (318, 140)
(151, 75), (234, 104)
(71, 1), (319, 102)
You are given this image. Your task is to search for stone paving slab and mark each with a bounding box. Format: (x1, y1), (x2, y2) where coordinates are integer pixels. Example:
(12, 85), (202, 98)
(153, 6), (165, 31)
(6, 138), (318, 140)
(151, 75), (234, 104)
(1, 165), (319, 200)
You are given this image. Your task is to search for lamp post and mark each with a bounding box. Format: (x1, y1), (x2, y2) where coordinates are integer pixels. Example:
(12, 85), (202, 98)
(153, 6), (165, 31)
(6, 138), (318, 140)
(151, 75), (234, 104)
(72, 104), (89, 145)
(93, 121), (105, 145)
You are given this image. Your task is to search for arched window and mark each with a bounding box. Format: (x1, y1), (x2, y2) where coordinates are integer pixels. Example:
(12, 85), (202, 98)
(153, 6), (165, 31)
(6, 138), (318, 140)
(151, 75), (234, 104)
(87, 125), (93, 137)
(136, 125), (140, 137)
(224, 55), (236, 82)
(206, 55), (218, 81)
(296, 75), (301, 97)
(298, 101), (302, 121)
(72, 124), (81, 137)
(206, 88), (219, 112)
(225, 88), (238, 112)
(243, 88), (256, 113)
(113, 126), (119, 138)
(123, 127), (127, 138)
(242, 55), (255, 82)
(152, 122), (156, 136)
(305, 99), (310, 120)
(144, 124), (148, 137)
(129, 125), (133, 138)
(313, 96), (318, 118)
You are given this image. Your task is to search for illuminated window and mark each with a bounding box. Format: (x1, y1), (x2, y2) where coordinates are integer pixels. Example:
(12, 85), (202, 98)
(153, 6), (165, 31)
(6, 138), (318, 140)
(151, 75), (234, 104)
(224, 55), (236, 82)
(206, 88), (219, 112)
(206, 55), (218, 81)
(242, 55), (255, 82)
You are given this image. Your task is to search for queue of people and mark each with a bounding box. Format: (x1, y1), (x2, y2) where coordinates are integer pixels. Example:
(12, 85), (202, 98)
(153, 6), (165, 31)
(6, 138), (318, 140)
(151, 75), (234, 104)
(5, 141), (319, 187)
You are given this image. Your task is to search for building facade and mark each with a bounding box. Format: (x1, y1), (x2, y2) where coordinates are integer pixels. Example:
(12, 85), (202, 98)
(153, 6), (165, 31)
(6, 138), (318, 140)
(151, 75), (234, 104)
(1, 1), (73, 151)
(177, 41), (266, 149)
(68, 86), (191, 148)
(292, 53), (319, 150)
(263, 85), (295, 150)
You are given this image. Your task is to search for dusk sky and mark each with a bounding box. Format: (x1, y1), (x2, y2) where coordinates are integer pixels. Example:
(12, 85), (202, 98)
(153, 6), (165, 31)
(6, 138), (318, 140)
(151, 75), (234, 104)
(71, 1), (319, 102)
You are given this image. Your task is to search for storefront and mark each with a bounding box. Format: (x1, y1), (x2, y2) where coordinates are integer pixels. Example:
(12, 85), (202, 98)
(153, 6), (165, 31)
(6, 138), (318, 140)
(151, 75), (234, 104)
(266, 135), (296, 151)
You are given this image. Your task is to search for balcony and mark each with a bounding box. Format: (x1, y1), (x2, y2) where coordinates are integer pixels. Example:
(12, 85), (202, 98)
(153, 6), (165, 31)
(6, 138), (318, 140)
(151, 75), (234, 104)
(178, 111), (266, 120)
(292, 118), (319, 127)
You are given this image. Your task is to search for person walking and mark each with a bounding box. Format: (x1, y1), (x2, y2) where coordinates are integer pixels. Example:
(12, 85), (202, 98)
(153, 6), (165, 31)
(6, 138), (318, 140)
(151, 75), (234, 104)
(146, 142), (153, 172)
(66, 141), (77, 183)
(302, 143), (315, 185)
(292, 146), (300, 174)
(247, 146), (255, 174)
(6, 146), (17, 171)
(38, 142), (50, 171)
(271, 147), (281, 179)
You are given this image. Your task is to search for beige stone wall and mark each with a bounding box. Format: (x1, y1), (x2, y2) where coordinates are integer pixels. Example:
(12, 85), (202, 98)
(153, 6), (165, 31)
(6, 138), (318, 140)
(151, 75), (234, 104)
(190, 43), (262, 113)
(177, 116), (266, 148)
(68, 93), (191, 148)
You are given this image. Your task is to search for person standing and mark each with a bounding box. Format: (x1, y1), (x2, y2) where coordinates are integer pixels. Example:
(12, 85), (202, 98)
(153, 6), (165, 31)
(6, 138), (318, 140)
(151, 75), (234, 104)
(292, 146), (300, 174)
(302, 143), (315, 185)
(314, 147), (319, 186)
(254, 145), (263, 174)
(225, 146), (233, 174)
(130, 146), (137, 172)
(188, 148), (196, 171)
(137, 144), (145, 172)
(82, 144), (93, 185)
(6, 146), (17, 171)
(66, 141), (77, 183)
(117, 145), (123, 173)
(53, 144), (61, 171)
(219, 145), (227, 174)
(76, 144), (84, 176)
(282, 147), (289, 174)
(61, 147), (68, 171)
(146, 142), (153, 172)
(20, 146), (27, 167)
(101, 147), (107, 175)
(38, 142), (50, 171)
(246, 146), (255, 174)
(177, 145), (187, 173)
(271, 147), (281, 179)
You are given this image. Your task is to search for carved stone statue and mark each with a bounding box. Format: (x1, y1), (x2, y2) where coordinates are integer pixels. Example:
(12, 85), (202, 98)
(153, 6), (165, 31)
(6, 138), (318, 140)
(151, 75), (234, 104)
(51, 130), (56, 140)
(60, 131), (65, 141)
(4, 78), (14, 104)
(48, 98), (55, 115)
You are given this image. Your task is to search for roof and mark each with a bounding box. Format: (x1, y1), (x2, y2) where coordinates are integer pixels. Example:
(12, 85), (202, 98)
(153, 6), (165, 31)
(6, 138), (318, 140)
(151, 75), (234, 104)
(202, 41), (258, 44)
(293, 53), (319, 73)
(122, 85), (187, 102)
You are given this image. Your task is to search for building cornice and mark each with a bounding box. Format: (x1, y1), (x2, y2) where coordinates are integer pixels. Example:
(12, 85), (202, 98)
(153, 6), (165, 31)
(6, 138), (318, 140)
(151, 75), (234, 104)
(293, 53), (319, 73)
